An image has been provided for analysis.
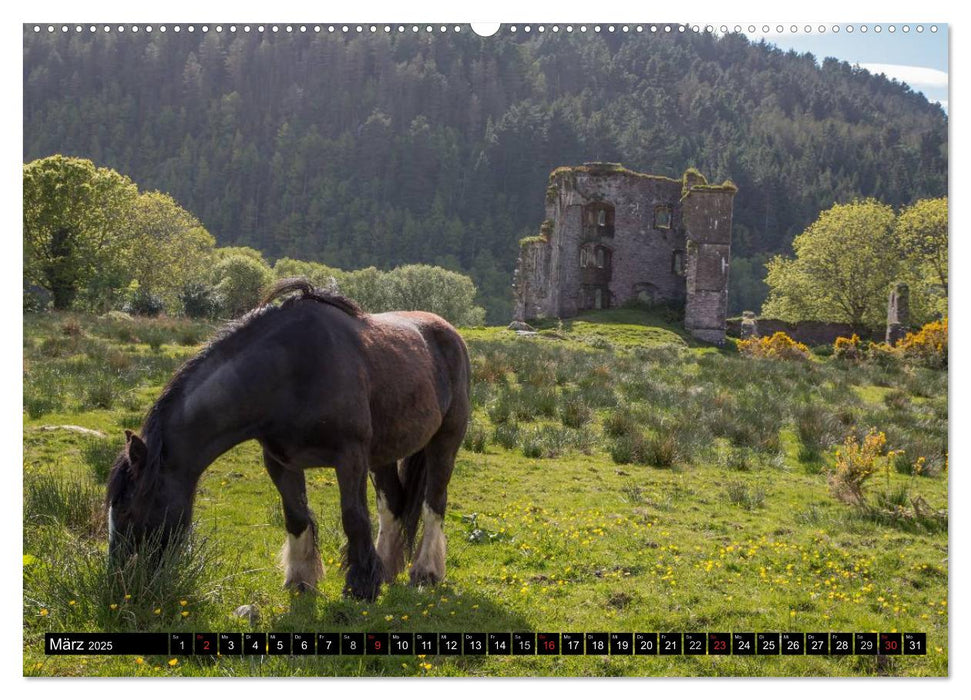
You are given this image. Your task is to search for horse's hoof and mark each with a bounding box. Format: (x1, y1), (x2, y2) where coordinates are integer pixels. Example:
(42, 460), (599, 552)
(343, 561), (384, 601)
(343, 581), (381, 602)
(283, 579), (318, 594)
(409, 568), (443, 587)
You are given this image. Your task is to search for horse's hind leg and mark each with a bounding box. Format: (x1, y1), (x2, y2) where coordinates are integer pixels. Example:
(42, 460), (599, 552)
(410, 431), (462, 586)
(264, 450), (323, 592)
(336, 448), (385, 601)
(370, 463), (407, 583)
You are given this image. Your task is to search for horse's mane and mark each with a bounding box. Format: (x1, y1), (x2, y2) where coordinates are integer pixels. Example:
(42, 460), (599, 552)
(108, 278), (363, 502)
(261, 277), (364, 317)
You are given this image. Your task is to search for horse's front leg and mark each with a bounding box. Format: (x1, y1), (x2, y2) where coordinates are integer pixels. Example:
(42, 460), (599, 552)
(336, 449), (385, 601)
(263, 450), (323, 592)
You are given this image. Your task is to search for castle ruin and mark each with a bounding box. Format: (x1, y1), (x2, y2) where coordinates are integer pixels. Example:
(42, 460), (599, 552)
(513, 163), (737, 344)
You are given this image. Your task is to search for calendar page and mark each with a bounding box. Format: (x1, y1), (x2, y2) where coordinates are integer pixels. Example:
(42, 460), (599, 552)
(22, 20), (948, 679)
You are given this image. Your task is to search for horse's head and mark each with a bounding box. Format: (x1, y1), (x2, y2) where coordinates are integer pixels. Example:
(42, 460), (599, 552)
(106, 430), (189, 562)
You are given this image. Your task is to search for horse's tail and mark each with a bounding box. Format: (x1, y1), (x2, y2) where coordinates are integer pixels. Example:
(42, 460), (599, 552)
(399, 449), (428, 556)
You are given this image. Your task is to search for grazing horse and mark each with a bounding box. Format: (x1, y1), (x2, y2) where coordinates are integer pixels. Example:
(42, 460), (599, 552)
(106, 278), (470, 601)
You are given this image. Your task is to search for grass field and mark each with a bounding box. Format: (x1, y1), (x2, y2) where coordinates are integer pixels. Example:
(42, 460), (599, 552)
(22, 308), (948, 677)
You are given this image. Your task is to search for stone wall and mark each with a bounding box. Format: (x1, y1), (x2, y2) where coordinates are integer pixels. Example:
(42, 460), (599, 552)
(726, 317), (883, 346)
(682, 187), (734, 342)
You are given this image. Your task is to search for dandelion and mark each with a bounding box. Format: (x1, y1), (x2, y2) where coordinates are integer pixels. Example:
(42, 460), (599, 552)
(68, 600), (76, 606)
(181, 611), (189, 618)
(124, 594), (132, 600)
(168, 658), (178, 666)
(385, 614), (394, 621)
(361, 610), (368, 617)
(135, 657), (144, 665)
(153, 608), (162, 615)
(180, 600), (187, 606)
(39, 608), (49, 616)
(109, 604), (118, 611)
(401, 615), (409, 621)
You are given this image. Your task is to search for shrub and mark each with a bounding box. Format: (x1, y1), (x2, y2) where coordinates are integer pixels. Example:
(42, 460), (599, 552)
(639, 433), (679, 468)
(865, 341), (901, 368)
(213, 254), (273, 317)
(738, 332), (810, 361)
(179, 282), (221, 319)
(826, 429), (896, 506)
(492, 423), (519, 450)
(833, 334), (862, 361)
(123, 287), (165, 317)
(898, 318), (947, 369)
(795, 402), (838, 460)
(609, 432), (647, 465)
(560, 393), (593, 429)
(738, 331), (809, 360)
(463, 421), (487, 453)
(519, 429), (544, 459)
(380, 264), (486, 326)
(725, 482), (766, 510)
(603, 407), (639, 438)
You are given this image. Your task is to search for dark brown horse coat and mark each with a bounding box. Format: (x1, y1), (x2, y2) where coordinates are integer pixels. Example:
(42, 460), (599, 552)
(107, 279), (470, 600)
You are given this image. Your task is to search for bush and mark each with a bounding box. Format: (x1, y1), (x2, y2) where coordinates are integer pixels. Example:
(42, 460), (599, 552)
(560, 393), (593, 429)
(738, 332), (810, 361)
(898, 318), (947, 369)
(123, 287), (165, 317)
(725, 482), (767, 510)
(463, 421), (487, 453)
(826, 429), (896, 506)
(179, 282), (221, 319)
(492, 423), (519, 450)
(609, 432), (647, 465)
(866, 341), (901, 368)
(604, 407), (639, 438)
(213, 254), (273, 317)
(833, 334), (862, 361)
(381, 264), (486, 326)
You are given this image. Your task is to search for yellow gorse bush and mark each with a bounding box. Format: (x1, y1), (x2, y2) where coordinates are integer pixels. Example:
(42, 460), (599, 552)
(827, 429), (895, 506)
(833, 334), (862, 361)
(738, 331), (810, 361)
(897, 318), (947, 368)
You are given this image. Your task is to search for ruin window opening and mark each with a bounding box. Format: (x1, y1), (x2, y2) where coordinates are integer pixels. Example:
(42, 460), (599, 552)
(583, 202), (615, 238)
(654, 205), (672, 229)
(672, 250), (685, 276)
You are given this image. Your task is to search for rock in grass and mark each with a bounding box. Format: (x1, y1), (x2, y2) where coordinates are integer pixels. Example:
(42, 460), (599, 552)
(38, 425), (106, 438)
(233, 604), (260, 625)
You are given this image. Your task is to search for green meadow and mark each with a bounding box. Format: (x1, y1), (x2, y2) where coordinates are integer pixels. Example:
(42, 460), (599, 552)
(22, 308), (948, 677)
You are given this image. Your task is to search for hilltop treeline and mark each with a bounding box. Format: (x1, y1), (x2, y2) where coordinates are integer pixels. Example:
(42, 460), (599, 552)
(23, 28), (947, 320)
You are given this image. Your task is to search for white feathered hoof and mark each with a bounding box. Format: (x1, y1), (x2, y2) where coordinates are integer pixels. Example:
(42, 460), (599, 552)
(280, 528), (324, 592)
(375, 493), (406, 583)
(409, 504), (446, 586)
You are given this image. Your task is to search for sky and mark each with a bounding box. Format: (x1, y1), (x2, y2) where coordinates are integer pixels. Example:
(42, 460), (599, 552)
(744, 24), (949, 111)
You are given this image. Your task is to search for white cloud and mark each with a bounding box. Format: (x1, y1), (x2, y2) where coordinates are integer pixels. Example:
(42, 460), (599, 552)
(857, 63), (949, 89)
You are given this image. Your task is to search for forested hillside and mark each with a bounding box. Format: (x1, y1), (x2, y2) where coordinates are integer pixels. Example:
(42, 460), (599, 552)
(23, 28), (947, 321)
